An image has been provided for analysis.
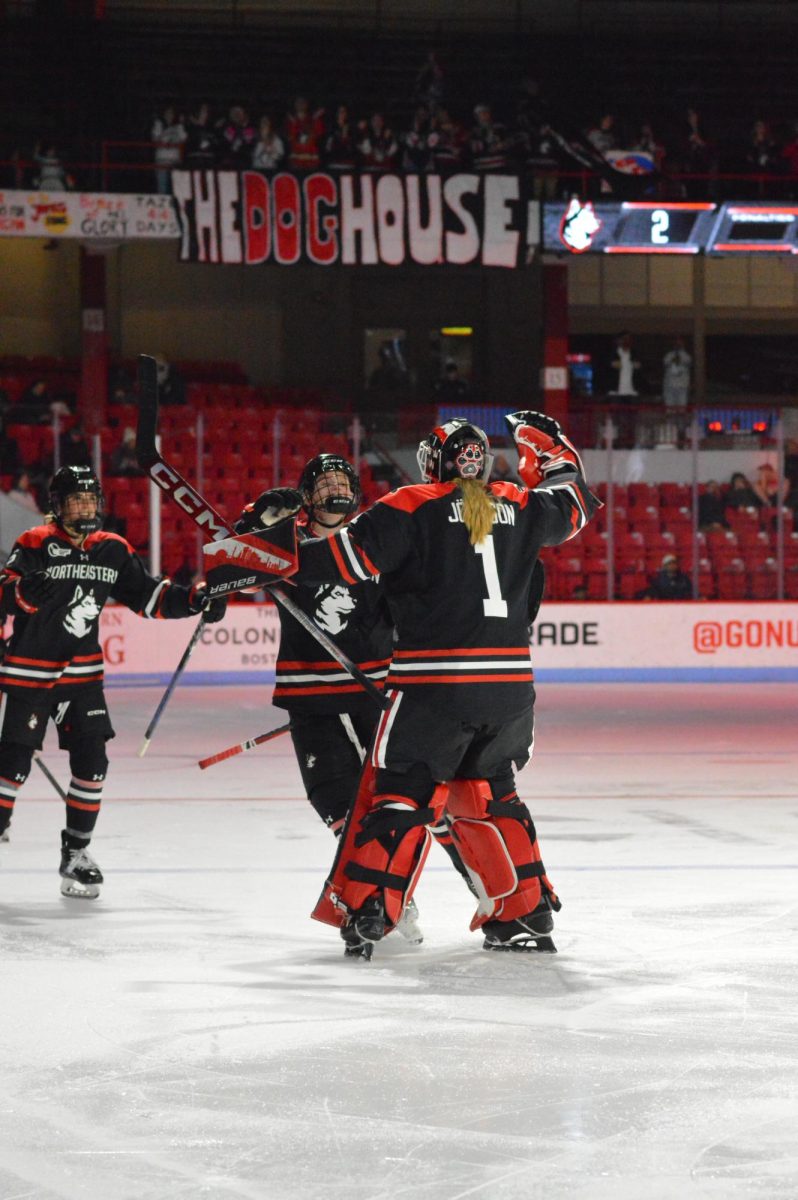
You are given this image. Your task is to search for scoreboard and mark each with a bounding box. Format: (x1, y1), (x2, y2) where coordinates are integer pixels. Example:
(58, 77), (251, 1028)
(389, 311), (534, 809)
(543, 199), (798, 254)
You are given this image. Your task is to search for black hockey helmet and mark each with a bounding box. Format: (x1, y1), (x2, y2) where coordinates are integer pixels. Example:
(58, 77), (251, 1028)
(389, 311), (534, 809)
(49, 464), (104, 535)
(417, 418), (494, 484)
(298, 453), (361, 521)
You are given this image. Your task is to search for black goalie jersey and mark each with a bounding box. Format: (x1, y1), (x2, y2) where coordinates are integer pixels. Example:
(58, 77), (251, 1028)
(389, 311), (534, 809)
(0, 523), (199, 696)
(297, 477), (597, 716)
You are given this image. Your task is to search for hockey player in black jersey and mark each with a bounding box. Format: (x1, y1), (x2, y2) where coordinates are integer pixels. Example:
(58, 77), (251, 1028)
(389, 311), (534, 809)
(0, 464), (226, 898)
(286, 412), (598, 957)
(235, 455), (426, 940)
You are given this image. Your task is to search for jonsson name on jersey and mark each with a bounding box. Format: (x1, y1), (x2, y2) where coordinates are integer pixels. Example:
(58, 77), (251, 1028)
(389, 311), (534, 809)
(448, 500), (516, 525)
(46, 564), (119, 583)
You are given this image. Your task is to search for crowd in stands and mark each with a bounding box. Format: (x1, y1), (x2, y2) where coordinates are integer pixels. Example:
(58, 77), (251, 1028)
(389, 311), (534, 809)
(7, 50), (798, 200)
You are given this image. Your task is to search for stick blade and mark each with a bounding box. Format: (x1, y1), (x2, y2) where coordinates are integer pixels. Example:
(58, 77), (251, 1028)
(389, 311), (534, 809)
(138, 737), (151, 758)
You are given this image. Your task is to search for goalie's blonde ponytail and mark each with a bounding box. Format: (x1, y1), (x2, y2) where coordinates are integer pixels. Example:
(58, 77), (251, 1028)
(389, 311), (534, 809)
(455, 478), (496, 546)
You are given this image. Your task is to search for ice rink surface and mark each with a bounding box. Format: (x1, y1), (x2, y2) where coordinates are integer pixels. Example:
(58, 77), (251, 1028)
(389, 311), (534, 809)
(2, 682), (798, 1200)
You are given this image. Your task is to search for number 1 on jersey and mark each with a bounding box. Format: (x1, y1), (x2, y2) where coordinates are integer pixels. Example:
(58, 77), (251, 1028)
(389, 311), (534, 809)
(475, 535), (508, 618)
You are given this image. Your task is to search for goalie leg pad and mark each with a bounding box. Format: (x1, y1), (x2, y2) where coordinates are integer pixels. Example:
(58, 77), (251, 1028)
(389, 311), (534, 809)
(311, 760), (447, 932)
(446, 776), (560, 930)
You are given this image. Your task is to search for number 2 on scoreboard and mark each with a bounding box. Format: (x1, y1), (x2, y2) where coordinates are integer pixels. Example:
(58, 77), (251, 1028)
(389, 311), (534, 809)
(475, 535), (508, 618)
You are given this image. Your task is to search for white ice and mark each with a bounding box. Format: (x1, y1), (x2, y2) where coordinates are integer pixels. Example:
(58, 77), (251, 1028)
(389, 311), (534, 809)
(2, 683), (798, 1200)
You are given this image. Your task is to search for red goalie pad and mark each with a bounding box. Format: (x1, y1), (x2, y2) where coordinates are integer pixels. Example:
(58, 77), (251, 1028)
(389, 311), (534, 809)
(446, 778), (558, 930)
(312, 764), (446, 931)
(202, 519), (299, 597)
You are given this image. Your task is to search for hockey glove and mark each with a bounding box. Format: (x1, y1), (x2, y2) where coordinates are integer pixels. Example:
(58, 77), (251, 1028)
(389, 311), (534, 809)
(188, 584), (227, 624)
(234, 488), (304, 534)
(16, 570), (58, 612)
(504, 410), (585, 490)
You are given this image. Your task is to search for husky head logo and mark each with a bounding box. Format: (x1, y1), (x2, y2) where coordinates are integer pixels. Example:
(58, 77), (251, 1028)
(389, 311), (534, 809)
(560, 197), (601, 253)
(314, 584), (356, 635)
(63, 585), (101, 638)
(48, 543), (72, 558)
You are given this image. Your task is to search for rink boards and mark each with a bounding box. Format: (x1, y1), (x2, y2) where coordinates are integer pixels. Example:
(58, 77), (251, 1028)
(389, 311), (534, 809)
(90, 601), (798, 686)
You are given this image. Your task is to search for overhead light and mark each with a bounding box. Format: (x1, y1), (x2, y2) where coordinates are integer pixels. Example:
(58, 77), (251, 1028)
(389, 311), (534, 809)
(440, 326), (473, 336)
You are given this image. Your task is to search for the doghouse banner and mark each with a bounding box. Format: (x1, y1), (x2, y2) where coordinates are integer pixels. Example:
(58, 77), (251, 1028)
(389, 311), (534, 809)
(171, 170), (540, 267)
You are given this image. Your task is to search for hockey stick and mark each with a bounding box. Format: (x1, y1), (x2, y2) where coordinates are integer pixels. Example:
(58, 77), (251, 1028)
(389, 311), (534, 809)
(197, 721), (291, 770)
(33, 753), (67, 800)
(138, 615), (207, 757)
(136, 353), (389, 711)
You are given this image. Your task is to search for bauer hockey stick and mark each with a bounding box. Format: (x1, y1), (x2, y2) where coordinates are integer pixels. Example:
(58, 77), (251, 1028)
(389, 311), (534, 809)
(197, 721), (291, 770)
(137, 614), (207, 756)
(136, 354), (389, 711)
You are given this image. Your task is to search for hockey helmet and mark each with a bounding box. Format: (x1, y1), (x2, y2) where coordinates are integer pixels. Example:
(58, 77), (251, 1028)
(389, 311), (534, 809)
(417, 418), (494, 484)
(49, 464), (104, 535)
(298, 453), (361, 520)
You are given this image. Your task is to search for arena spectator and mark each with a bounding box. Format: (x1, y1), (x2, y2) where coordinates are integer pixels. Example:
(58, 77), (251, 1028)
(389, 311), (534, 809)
(746, 119), (780, 173)
(632, 121), (666, 171)
(586, 112), (618, 157)
(324, 105), (357, 171)
(0, 415), (20, 476)
(184, 101), (217, 170)
(698, 480), (728, 531)
(6, 470), (40, 514)
(469, 104), (510, 171)
(646, 553), (692, 600)
(17, 379), (53, 423)
(521, 122), (561, 199)
(252, 116), (285, 170)
(610, 332), (641, 398)
(216, 104), (257, 170)
(109, 427), (142, 476)
(752, 461), (790, 507)
(356, 113), (398, 172)
(59, 422), (91, 468)
(726, 471), (761, 509)
(682, 107), (715, 197)
(413, 50), (445, 114)
(285, 97), (325, 171)
(32, 141), (73, 191)
(429, 108), (466, 172)
(154, 354), (186, 407)
(432, 360), (470, 402)
(662, 337), (692, 407)
(401, 106), (435, 172)
(151, 104), (186, 194)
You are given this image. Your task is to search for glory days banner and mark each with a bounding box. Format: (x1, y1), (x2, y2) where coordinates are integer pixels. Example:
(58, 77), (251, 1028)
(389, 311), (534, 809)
(171, 170), (540, 268)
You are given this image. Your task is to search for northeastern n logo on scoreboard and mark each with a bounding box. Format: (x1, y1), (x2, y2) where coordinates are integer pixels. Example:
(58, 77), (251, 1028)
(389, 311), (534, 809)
(559, 198), (602, 253)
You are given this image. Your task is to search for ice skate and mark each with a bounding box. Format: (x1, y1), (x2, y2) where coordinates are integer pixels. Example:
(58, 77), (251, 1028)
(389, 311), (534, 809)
(0, 823), (9, 843)
(59, 833), (103, 899)
(341, 895), (385, 960)
(395, 896), (424, 944)
(482, 896), (557, 953)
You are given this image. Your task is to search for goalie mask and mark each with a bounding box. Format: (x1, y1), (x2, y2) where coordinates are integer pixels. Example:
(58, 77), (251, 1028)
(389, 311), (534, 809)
(417, 419), (494, 484)
(49, 464), (104, 535)
(298, 453), (361, 524)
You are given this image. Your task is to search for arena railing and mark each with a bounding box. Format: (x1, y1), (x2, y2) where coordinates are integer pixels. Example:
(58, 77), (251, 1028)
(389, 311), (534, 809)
(3, 151), (798, 201)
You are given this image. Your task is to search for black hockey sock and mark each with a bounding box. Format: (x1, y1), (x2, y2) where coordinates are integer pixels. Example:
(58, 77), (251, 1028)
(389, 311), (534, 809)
(62, 829), (91, 851)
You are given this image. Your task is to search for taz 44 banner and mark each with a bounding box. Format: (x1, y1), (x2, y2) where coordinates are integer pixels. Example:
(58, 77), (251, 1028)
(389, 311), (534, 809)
(171, 170), (540, 268)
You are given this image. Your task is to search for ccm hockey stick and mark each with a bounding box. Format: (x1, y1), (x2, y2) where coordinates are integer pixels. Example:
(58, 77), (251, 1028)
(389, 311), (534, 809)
(135, 354), (389, 710)
(137, 615), (207, 756)
(197, 721), (291, 770)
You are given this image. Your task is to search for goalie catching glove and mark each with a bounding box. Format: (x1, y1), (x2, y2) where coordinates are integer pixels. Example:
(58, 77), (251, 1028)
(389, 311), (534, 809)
(505, 410), (585, 490)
